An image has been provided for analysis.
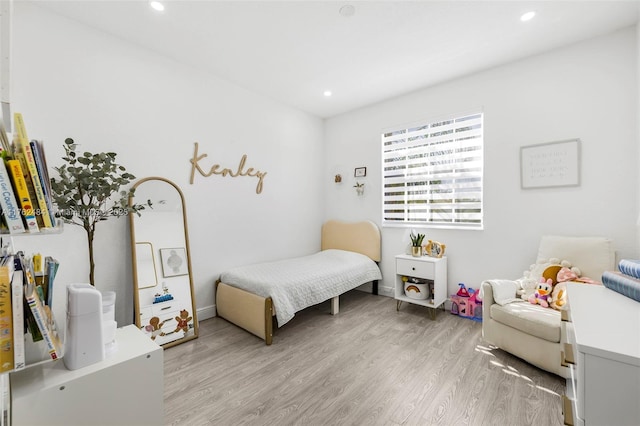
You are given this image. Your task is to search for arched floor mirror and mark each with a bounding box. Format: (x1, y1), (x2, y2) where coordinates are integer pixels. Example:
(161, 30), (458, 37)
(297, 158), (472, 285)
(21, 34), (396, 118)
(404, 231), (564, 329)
(129, 177), (198, 347)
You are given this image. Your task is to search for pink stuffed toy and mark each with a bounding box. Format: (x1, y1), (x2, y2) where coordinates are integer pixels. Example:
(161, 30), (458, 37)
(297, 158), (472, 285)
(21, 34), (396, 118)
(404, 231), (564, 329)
(529, 277), (554, 308)
(557, 267), (578, 282)
(557, 266), (598, 284)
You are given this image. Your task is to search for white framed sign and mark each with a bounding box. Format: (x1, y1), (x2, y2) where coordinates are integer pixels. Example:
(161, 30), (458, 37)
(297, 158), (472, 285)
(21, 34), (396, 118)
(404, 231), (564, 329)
(520, 139), (580, 189)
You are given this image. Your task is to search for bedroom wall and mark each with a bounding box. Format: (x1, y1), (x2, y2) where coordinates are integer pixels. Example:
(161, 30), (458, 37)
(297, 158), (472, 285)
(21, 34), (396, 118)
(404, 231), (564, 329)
(324, 26), (639, 298)
(9, 3), (325, 326)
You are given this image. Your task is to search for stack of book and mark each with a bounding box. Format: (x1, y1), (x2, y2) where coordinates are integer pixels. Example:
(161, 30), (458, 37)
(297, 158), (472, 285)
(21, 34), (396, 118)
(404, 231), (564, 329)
(0, 112), (57, 234)
(602, 259), (640, 303)
(0, 251), (60, 374)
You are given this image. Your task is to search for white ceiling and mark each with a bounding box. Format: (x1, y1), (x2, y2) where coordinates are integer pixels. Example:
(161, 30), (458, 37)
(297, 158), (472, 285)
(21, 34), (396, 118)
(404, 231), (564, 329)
(30, 0), (640, 118)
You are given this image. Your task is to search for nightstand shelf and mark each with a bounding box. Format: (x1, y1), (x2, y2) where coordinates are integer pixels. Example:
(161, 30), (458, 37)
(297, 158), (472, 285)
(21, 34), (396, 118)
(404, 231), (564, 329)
(394, 254), (447, 318)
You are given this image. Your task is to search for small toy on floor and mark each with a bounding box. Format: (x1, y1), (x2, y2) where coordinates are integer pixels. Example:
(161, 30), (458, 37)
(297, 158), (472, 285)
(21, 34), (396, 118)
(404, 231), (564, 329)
(450, 283), (482, 321)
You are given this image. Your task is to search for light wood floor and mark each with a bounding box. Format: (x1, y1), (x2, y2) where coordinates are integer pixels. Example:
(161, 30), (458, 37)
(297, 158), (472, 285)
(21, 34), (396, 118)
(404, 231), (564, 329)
(164, 290), (565, 425)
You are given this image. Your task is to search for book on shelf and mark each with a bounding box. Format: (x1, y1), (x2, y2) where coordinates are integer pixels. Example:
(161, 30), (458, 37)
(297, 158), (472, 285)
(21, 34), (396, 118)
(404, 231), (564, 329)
(0, 255), (14, 373)
(32, 253), (52, 307)
(13, 113), (53, 229)
(30, 140), (56, 227)
(44, 256), (59, 308)
(11, 270), (25, 371)
(6, 159), (39, 233)
(0, 159), (25, 234)
(14, 255), (40, 343)
(13, 150), (42, 229)
(21, 255), (60, 360)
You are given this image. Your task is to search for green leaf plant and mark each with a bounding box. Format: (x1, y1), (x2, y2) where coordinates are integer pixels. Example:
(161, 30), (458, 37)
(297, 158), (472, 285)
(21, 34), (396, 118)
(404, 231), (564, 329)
(50, 138), (151, 286)
(409, 231), (425, 247)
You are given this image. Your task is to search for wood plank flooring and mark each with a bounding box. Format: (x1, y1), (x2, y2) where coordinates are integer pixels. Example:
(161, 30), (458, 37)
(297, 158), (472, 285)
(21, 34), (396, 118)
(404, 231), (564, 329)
(164, 290), (565, 425)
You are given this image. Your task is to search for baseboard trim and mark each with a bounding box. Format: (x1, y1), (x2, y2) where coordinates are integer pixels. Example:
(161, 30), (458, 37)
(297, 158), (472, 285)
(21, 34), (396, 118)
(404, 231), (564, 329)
(197, 304), (217, 321)
(378, 285), (394, 297)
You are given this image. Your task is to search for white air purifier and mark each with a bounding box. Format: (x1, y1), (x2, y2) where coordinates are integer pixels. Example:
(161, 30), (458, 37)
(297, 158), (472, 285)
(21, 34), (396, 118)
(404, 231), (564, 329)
(101, 290), (118, 357)
(64, 284), (105, 370)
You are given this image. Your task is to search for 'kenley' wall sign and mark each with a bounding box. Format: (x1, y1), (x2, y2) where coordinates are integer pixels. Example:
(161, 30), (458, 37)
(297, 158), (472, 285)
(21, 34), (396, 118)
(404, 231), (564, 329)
(189, 142), (267, 194)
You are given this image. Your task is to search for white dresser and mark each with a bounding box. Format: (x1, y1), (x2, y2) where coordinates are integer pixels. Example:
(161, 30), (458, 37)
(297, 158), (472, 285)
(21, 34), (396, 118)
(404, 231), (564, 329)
(562, 284), (640, 425)
(10, 325), (163, 425)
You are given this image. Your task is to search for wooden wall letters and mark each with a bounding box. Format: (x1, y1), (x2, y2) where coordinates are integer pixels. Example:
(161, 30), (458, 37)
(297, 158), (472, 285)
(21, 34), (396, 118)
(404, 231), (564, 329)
(189, 142), (267, 194)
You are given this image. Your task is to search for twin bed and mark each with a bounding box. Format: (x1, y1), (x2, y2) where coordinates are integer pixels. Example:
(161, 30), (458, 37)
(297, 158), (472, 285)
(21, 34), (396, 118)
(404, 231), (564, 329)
(215, 220), (382, 344)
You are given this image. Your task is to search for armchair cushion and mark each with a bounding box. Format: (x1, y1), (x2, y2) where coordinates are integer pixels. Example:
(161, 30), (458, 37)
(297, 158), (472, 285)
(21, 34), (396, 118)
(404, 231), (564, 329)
(490, 302), (560, 342)
(537, 235), (615, 280)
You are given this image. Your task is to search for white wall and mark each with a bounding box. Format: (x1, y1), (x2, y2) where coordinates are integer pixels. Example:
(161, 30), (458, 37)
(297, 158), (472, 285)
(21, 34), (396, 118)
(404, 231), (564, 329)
(324, 27), (639, 298)
(6, 5), (638, 327)
(10, 3), (325, 326)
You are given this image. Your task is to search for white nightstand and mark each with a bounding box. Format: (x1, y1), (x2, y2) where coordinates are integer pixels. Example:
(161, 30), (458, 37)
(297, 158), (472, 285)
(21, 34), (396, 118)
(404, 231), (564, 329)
(395, 254), (447, 318)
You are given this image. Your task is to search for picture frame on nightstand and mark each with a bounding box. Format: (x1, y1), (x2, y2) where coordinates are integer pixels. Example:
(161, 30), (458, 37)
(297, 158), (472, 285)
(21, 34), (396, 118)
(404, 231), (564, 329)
(425, 240), (446, 258)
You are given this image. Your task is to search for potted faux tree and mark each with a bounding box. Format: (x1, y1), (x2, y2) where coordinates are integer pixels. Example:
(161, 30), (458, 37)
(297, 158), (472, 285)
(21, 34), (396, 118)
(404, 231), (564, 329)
(50, 138), (149, 286)
(409, 231), (425, 257)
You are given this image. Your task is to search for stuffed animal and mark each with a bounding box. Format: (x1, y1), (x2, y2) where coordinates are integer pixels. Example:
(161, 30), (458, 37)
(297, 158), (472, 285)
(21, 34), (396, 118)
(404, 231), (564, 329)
(550, 282), (568, 310)
(518, 259), (561, 300)
(528, 277), (553, 308)
(548, 266), (596, 310)
(517, 277), (539, 301)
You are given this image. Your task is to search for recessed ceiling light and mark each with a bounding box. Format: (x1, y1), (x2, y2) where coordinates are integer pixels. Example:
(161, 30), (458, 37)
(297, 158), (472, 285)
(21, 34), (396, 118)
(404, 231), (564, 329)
(150, 1), (165, 12)
(520, 11), (536, 22)
(339, 5), (355, 18)
(323, 90), (332, 97)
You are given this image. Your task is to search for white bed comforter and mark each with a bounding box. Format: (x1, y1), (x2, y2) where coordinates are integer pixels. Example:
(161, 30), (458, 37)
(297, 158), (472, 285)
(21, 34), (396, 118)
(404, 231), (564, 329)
(220, 249), (382, 326)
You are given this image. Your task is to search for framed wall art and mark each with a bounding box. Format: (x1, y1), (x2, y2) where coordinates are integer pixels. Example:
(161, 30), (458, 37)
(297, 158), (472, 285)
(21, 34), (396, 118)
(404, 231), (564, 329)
(354, 167), (367, 177)
(520, 139), (581, 189)
(159, 247), (188, 277)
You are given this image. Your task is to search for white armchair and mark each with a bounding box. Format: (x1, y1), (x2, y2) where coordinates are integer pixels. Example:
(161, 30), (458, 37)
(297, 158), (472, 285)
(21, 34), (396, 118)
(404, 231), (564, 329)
(481, 235), (616, 377)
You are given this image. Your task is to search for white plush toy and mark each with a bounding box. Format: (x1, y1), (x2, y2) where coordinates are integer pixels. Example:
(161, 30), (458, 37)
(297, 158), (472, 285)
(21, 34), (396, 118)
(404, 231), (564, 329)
(517, 259), (558, 301)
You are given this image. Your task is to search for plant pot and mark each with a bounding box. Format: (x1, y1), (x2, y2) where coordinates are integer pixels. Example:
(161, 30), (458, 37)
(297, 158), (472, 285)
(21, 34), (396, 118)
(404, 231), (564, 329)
(411, 246), (422, 257)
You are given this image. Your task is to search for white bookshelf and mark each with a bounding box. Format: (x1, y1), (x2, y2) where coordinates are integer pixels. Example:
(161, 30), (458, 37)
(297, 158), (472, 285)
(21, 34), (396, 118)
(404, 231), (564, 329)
(10, 325), (163, 425)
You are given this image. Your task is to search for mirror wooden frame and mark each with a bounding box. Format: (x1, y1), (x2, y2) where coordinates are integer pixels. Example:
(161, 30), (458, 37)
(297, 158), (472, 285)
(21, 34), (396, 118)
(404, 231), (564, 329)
(129, 176), (198, 348)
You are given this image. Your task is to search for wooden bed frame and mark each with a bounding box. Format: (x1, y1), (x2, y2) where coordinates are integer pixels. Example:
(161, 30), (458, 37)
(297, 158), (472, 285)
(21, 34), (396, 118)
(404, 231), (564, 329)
(215, 220), (381, 345)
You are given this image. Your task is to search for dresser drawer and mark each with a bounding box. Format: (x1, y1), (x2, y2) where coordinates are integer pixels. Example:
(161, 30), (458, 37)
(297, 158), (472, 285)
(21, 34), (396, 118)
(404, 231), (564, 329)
(139, 306), (153, 323)
(397, 258), (435, 279)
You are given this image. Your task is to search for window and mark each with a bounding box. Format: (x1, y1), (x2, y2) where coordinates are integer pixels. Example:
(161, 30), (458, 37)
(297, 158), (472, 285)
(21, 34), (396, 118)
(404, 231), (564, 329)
(382, 112), (483, 229)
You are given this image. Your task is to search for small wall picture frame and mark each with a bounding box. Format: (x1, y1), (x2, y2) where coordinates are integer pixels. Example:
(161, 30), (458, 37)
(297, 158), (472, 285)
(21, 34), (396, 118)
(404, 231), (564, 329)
(520, 139), (581, 189)
(425, 240), (446, 258)
(159, 247), (188, 277)
(354, 167), (367, 177)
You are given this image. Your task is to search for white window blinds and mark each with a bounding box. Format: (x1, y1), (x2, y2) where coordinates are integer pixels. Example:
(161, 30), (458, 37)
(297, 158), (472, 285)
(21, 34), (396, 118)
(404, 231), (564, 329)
(382, 112), (483, 229)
